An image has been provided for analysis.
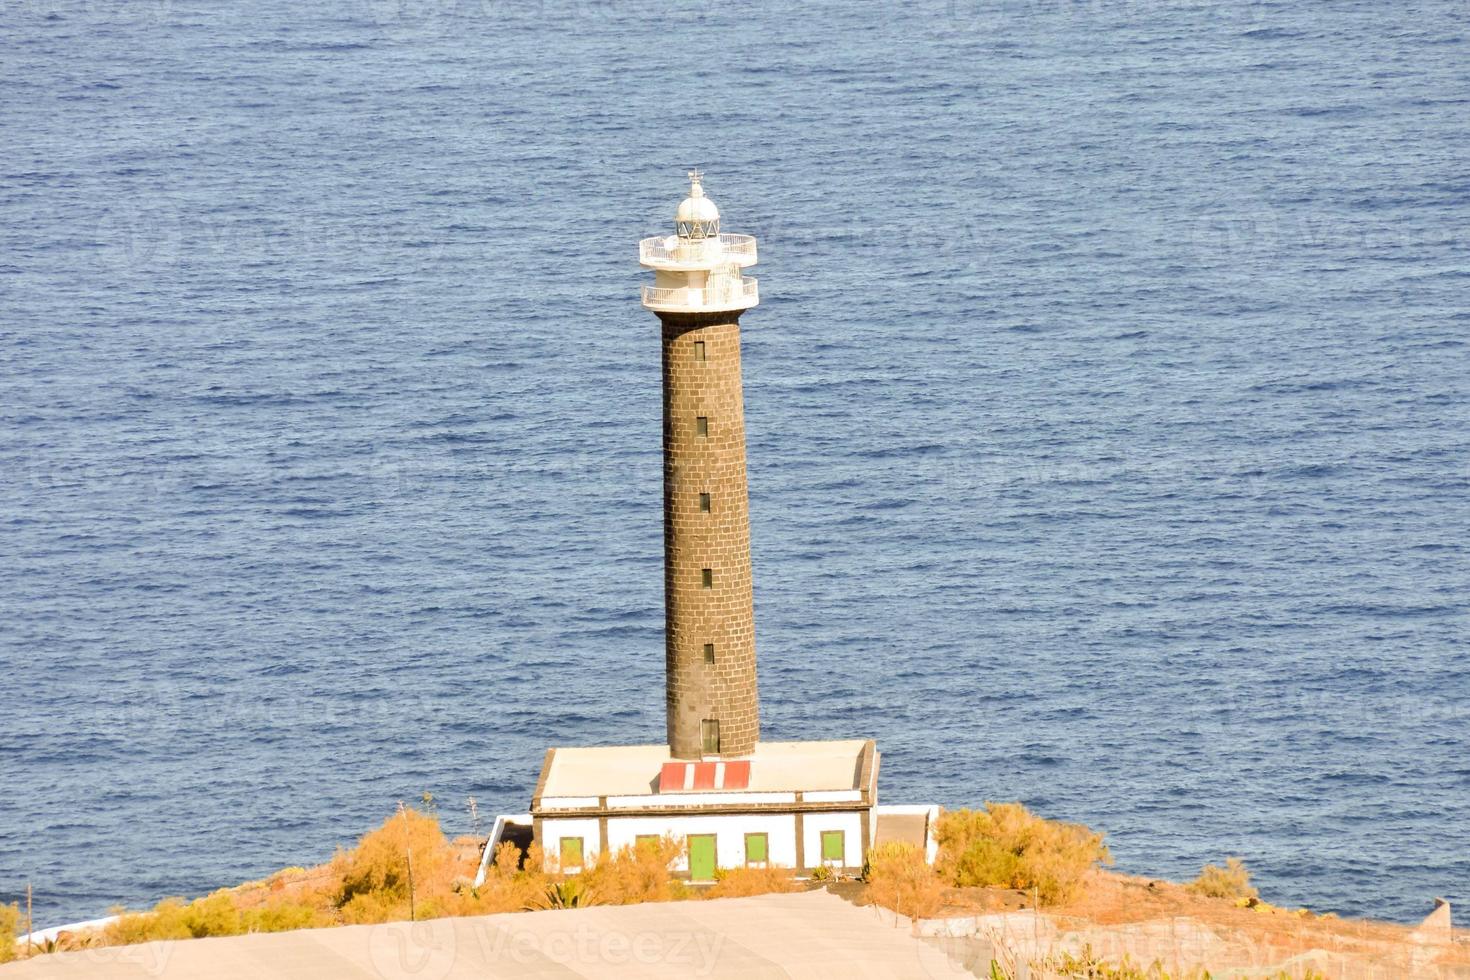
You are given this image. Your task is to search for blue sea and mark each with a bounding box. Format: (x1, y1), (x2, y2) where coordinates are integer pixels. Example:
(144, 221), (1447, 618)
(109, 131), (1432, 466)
(2, 0), (1467, 928)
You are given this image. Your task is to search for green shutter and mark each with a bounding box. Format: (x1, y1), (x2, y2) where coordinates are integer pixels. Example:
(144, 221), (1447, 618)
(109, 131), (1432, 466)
(560, 837), (583, 868)
(745, 833), (767, 865)
(821, 830), (844, 862)
(689, 835), (717, 881)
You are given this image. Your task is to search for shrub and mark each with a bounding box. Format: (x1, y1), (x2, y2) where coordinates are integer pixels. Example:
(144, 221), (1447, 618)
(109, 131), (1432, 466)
(240, 899), (324, 933)
(1186, 857), (1258, 901)
(103, 899), (193, 945)
(179, 891), (244, 938)
(579, 836), (685, 905)
(864, 842), (943, 920)
(448, 841), (548, 916)
(936, 802), (1112, 905)
(335, 807), (453, 908)
(0, 902), (19, 964)
(94, 806), (465, 944)
(705, 866), (797, 899)
(101, 889), (296, 943)
(339, 891), (403, 925)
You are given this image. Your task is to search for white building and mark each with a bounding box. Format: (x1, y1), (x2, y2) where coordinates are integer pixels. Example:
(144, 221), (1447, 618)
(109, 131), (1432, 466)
(531, 740), (879, 880)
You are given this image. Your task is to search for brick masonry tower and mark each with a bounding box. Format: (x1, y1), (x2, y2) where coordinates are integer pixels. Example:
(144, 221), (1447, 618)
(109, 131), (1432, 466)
(524, 175), (887, 882)
(639, 172), (762, 760)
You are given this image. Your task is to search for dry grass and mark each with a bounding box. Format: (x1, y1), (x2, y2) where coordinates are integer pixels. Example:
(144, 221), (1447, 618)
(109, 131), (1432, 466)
(578, 836), (689, 905)
(1025, 947), (1329, 979)
(68, 813), (698, 950)
(0, 902), (19, 964)
(705, 866), (798, 899)
(1186, 857), (1257, 901)
(101, 890), (327, 945)
(863, 842), (943, 920)
(332, 807), (460, 923)
(1037, 869), (1470, 975)
(936, 802), (1113, 904)
(442, 841), (548, 916)
(85, 806), (497, 944)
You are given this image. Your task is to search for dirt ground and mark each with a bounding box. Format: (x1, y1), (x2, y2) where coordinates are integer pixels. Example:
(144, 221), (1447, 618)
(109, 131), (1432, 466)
(912, 869), (1470, 973)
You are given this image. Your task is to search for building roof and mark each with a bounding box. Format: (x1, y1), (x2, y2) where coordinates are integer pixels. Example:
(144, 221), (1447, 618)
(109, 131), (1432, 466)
(536, 739), (874, 800)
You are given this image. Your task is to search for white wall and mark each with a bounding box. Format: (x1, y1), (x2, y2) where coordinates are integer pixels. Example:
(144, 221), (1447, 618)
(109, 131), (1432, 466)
(803, 811), (864, 868)
(541, 817), (600, 871)
(541, 809), (871, 874)
(608, 813), (798, 871)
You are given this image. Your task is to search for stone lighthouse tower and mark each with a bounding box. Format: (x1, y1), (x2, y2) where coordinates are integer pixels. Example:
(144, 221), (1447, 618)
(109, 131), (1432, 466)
(521, 175), (885, 881)
(639, 171), (761, 760)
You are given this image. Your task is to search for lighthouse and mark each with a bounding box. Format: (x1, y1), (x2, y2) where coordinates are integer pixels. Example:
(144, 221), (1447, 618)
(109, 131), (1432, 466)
(511, 172), (915, 884)
(640, 170), (761, 759)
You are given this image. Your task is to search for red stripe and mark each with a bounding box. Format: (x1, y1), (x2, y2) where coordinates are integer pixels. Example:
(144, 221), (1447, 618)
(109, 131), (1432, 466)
(692, 762), (717, 789)
(658, 762), (687, 792)
(722, 760), (751, 789)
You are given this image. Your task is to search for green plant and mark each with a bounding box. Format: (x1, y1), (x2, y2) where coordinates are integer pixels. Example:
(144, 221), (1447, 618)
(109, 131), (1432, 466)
(810, 865), (834, 882)
(935, 802), (1112, 904)
(534, 879), (598, 910)
(1186, 857), (1258, 901)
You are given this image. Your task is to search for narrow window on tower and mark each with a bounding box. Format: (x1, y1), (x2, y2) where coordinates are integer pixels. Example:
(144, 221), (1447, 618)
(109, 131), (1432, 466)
(701, 568), (713, 588)
(701, 719), (721, 755)
(696, 416), (708, 438)
(699, 492), (711, 513)
(693, 341), (706, 361)
(703, 643), (715, 664)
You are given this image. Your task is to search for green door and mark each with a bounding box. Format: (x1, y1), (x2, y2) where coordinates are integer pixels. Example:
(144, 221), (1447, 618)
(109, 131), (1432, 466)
(688, 834), (717, 882)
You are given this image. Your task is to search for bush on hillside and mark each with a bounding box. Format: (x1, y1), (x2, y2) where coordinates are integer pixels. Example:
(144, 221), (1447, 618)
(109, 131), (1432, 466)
(705, 866), (797, 899)
(446, 841), (548, 916)
(936, 802), (1112, 905)
(101, 889), (329, 944)
(1, 902), (20, 964)
(579, 836), (687, 905)
(1186, 857), (1258, 901)
(863, 841), (942, 920)
(334, 807), (453, 908)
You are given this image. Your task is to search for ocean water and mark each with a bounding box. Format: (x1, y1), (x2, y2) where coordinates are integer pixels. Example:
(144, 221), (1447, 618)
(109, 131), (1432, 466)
(2, 0), (1467, 928)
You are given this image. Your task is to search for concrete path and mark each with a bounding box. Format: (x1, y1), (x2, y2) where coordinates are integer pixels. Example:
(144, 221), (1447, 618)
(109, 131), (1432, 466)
(2, 890), (969, 979)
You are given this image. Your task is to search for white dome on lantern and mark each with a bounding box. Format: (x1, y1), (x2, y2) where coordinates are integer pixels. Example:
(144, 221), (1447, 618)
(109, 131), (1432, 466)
(674, 170), (720, 239)
(675, 188), (720, 224)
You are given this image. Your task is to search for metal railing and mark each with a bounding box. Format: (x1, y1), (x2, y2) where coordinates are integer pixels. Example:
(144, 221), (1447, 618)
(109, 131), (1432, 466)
(641, 278), (759, 310)
(639, 233), (757, 265)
